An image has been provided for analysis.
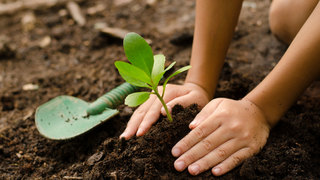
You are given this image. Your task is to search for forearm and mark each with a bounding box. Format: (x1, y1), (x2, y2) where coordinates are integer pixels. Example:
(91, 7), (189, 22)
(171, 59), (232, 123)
(245, 2), (320, 127)
(186, 0), (243, 99)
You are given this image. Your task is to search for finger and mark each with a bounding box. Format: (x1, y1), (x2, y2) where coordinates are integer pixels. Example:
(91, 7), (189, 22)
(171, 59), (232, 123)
(173, 127), (232, 172)
(136, 97), (163, 136)
(120, 95), (157, 139)
(172, 113), (221, 158)
(186, 140), (244, 176)
(160, 87), (190, 115)
(160, 93), (192, 115)
(211, 147), (252, 176)
(189, 98), (224, 129)
(137, 86), (182, 136)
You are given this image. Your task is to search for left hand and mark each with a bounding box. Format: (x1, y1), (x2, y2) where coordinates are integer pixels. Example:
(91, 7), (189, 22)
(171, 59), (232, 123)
(120, 83), (210, 139)
(171, 98), (271, 176)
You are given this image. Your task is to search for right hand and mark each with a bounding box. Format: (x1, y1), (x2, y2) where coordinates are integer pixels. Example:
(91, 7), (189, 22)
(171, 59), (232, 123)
(119, 82), (211, 140)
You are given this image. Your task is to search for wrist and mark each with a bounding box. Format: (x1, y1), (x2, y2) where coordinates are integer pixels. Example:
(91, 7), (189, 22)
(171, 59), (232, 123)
(242, 95), (282, 128)
(185, 68), (220, 100)
(240, 98), (273, 129)
(184, 80), (214, 100)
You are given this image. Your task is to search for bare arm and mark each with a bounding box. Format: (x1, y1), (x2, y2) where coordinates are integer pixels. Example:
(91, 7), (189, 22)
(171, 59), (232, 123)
(172, 1), (320, 177)
(245, 2), (320, 126)
(186, 0), (243, 99)
(120, 0), (243, 139)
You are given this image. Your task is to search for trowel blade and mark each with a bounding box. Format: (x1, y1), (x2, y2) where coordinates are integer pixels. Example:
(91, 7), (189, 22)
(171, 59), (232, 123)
(35, 95), (118, 140)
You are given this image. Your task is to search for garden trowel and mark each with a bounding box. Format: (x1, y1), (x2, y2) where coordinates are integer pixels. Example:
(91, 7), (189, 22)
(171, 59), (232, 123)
(35, 83), (138, 140)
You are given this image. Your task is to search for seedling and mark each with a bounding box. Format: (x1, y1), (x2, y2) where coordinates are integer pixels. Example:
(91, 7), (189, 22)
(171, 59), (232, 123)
(115, 32), (191, 121)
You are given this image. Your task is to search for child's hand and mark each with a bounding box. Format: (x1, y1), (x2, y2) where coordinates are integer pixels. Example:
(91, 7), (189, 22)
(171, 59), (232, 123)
(172, 98), (271, 176)
(120, 82), (210, 140)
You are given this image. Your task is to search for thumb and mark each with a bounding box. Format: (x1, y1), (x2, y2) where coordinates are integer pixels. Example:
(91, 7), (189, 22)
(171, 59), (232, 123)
(189, 98), (224, 129)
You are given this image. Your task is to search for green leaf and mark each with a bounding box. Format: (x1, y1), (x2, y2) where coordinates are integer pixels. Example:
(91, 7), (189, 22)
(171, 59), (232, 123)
(124, 32), (154, 76)
(151, 54), (165, 86)
(120, 74), (151, 88)
(162, 65), (191, 97)
(164, 61), (176, 72)
(125, 92), (151, 107)
(115, 61), (151, 88)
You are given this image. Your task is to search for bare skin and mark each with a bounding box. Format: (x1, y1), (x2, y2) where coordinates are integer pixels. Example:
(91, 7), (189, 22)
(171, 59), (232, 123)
(269, 0), (319, 44)
(120, 0), (242, 138)
(120, 0), (320, 176)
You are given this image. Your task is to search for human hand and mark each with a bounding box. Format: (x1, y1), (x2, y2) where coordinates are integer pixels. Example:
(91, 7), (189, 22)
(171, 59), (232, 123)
(120, 82), (210, 139)
(171, 98), (271, 176)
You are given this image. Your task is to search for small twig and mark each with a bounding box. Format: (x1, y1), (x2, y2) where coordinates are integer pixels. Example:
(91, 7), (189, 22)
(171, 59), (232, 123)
(67, 1), (86, 26)
(97, 26), (152, 43)
(99, 26), (130, 40)
(63, 176), (83, 180)
(0, 0), (83, 15)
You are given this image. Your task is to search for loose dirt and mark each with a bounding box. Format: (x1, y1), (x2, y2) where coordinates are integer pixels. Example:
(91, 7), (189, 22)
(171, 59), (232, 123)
(0, 0), (319, 179)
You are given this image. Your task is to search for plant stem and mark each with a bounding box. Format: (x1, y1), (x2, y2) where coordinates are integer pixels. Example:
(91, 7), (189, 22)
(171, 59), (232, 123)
(154, 89), (173, 122)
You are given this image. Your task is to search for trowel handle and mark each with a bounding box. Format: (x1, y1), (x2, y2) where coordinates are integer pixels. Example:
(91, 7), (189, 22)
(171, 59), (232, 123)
(86, 83), (138, 115)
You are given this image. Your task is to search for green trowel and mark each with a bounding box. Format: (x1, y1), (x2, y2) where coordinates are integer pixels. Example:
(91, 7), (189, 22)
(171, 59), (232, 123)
(35, 83), (138, 140)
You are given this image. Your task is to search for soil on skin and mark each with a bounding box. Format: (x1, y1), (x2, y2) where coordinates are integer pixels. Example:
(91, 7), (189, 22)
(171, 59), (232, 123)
(0, 0), (319, 179)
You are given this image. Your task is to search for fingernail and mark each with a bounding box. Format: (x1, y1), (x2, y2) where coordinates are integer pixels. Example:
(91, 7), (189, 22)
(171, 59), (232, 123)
(167, 105), (172, 112)
(213, 167), (221, 176)
(160, 107), (166, 115)
(136, 128), (143, 136)
(120, 132), (127, 139)
(189, 164), (200, 175)
(172, 147), (181, 157)
(175, 160), (185, 171)
(189, 120), (197, 127)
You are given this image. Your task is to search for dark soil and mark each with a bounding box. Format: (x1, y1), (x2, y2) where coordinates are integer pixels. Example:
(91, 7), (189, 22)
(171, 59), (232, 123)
(0, 0), (319, 179)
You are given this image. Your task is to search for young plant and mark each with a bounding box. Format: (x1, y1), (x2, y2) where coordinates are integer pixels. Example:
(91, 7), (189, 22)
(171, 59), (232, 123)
(115, 32), (191, 121)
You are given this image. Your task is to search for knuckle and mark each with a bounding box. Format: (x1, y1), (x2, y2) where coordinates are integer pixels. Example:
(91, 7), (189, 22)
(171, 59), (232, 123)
(194, 126), (205, 139)
(241, 131), (251, 141)
(220, 108), (231, 116)
(179, 139), (190, 149)
(231, 156), (242, 166)
(229, 121), (242, 132)
(146, 108), (158, 115)
(134, 108), (146, 117)
(215, 108), (231, 119)
(201, 139), (213, 151)
(143, 112), (159, 125)
(217, 149), (227, 159)
(184, 152), (197, 162)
